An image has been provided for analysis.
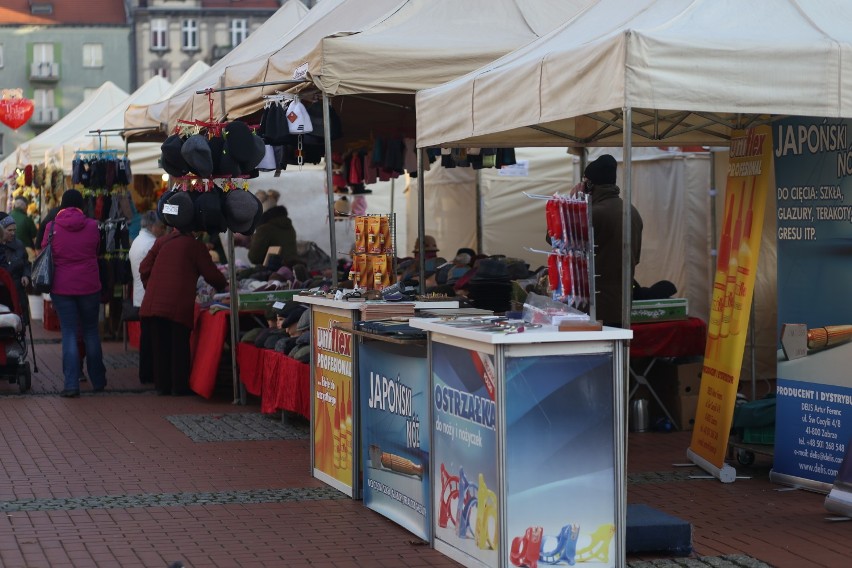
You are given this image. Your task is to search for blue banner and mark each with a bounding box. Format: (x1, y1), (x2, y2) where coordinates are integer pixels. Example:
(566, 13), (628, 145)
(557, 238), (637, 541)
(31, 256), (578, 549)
(359, 341), (430, 540)
(775, 379), (851, 484)
(504, 353), (616, 567)
(432, 341), (499, 567)
(774, 117), (852, 486)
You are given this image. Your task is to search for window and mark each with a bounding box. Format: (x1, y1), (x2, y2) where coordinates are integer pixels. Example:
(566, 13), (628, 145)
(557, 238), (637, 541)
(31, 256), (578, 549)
(33, 89), (55, 111)
(230, 19), (248, 47)
(82, 43), (103, 68)
(33, 43), (54, 64)
(152, 65), (169, 79)
(181, 19), (198, 51)
(151, 18), (168, 50)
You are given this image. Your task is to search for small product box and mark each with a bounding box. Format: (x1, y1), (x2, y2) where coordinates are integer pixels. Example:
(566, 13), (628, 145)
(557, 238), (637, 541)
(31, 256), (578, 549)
(631, 298), (688, 323)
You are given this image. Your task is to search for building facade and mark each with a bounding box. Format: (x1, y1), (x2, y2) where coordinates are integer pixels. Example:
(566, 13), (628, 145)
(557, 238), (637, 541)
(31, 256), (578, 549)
(130, 0), (283, 90)
(0, 1), (131, 159)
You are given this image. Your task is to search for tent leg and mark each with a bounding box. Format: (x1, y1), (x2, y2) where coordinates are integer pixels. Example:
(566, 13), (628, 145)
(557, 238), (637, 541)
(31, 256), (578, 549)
(322, 92), (338, 288)
(417, 148), (426, 295)
(227, 230), (241, 404)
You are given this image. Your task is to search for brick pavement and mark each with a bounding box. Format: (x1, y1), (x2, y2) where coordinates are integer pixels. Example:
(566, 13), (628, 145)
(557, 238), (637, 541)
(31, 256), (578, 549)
(0, 321), (845, 567)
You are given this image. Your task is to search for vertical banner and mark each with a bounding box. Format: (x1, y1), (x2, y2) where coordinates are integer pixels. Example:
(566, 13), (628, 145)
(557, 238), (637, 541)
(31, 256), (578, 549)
(360, 341), (431, 540)
(432, 341), (499, 568)
(312, 309), (354, 494)
(689, 125), (773, 471)
(773, 117), (852, 489)
(504, 353), (616, 568)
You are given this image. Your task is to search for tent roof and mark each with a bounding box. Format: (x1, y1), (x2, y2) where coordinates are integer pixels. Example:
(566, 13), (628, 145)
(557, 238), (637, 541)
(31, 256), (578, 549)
(123, 61), (211, 136)
(170, 0), (594, 136)
(124, 0), (308, 140)
(3, 81), (128, 170)
(416, 0), (852, 148)
(53, 75), (172, 174)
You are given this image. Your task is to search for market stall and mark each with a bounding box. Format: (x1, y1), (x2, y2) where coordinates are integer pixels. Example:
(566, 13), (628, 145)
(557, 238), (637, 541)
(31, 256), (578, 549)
(414, 0), (852, 493)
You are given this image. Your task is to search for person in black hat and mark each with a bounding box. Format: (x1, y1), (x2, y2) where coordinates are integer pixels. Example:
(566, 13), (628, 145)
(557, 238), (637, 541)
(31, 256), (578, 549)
(581, 153), (643, 327)
(248, 205), (298, 267)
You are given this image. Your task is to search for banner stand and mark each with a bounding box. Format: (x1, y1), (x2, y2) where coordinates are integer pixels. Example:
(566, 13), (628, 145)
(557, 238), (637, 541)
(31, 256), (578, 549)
(687, 448), (736, 483)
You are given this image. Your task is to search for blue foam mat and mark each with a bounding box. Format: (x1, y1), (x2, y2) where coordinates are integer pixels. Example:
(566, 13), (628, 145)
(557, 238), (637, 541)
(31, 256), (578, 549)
(626, 504), (693, 556)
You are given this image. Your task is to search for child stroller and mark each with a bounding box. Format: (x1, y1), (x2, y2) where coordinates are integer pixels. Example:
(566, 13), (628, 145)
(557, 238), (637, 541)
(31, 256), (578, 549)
(0, 268), (36, 392)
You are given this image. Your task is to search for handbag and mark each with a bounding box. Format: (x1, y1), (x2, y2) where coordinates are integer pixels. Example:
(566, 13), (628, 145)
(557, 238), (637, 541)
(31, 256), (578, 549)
(31, 220), (54, 294)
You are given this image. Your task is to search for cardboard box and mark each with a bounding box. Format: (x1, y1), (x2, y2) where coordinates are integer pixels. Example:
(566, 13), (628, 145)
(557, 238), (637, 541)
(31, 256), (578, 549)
(675, 395), (699, 431)
(631, 298), (688, 323)
(649, 360), (703, 397)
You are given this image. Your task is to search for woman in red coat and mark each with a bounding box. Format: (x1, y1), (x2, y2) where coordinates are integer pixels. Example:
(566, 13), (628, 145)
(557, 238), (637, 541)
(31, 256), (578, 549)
(139, 227), (228, 396)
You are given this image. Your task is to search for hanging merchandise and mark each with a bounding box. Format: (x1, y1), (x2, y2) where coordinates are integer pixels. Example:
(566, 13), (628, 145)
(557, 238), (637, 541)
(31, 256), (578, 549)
(349, 214), (395, 291)
(525, 190), (594, 323)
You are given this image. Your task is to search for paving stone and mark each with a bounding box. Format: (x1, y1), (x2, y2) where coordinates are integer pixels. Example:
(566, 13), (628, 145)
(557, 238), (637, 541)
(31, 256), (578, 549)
(0, 488), (345, 512)
(166, 413), (309, 442)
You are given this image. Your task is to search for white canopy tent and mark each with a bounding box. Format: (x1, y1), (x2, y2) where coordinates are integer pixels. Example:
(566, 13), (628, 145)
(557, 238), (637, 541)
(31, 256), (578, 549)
(415, 0), (852, 378)
(123, 60), (211, 136)
(123, 0), (307, 139)
(165, 0), (596, 134)
(0, 81), (128, 175)
(53, 75), (171, 175)
(416, 0), (852, 149)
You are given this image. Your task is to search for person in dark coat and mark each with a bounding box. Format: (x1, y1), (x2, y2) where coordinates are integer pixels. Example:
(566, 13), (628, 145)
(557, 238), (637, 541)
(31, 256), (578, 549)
(0, 212), (32, 322)
(139, 229), (228, 396)
(248, 205), (298, 266)
(583, 154), (643, 327)
(10, 197), (37, 252)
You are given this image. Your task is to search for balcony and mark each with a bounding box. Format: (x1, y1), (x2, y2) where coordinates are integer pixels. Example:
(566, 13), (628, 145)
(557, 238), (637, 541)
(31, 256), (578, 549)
(30, 61), (60, 82)
(31, 107), (60, 126)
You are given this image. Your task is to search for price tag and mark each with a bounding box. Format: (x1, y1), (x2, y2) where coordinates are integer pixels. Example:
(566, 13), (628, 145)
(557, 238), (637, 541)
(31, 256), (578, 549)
(162, 203), (179, 215)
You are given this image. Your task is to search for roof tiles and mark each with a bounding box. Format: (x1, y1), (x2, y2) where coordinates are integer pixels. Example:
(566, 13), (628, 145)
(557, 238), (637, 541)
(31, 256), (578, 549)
(0, 1), (127, 25)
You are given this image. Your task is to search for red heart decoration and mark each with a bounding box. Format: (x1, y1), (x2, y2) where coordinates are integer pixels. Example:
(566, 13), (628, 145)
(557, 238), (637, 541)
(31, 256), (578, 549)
(0, 98), (35, 130)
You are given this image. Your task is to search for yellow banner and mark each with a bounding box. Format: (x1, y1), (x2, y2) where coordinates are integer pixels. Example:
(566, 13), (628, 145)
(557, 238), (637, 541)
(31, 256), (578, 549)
(689, 125), (773, 467)
(312, 310), (354, 487)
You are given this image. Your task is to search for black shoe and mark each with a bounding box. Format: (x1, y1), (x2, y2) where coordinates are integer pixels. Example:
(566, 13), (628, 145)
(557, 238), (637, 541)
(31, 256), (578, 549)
(92, 385), (106, 393)
(60, 389), (80, 398)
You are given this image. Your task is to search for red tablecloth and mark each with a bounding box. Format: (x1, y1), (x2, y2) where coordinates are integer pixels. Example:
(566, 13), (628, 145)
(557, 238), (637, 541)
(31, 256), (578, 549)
(189, 308), (230, 398)
(237, 343), (310, 419)
(630, 317), (707, 359)
(236, 342), (264, 396)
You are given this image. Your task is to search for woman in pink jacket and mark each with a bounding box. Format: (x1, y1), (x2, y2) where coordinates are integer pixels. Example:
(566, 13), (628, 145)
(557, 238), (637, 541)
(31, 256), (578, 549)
(42, 189), (106, 397)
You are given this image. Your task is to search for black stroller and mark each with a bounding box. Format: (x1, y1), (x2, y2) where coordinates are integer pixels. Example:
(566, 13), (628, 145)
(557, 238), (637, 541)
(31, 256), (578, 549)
(0, 268), (36, 392)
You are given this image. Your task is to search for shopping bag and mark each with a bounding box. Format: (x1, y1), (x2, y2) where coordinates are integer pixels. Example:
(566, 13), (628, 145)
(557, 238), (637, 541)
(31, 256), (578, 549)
(31, 221), (54, 294)
(31, 244), (53, 294)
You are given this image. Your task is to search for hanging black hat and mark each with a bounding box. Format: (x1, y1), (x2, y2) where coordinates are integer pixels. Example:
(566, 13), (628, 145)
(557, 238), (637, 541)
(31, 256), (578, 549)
(193, 188), (228, 234)
(161, 134), (189, 177)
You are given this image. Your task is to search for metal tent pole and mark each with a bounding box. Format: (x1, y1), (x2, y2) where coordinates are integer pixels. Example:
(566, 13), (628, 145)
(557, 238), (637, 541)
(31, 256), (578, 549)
(615, 105), (633, 568)
(322, 93), (338, 287)
(227, 230), (242, 404)
(417, 148), (426, 295)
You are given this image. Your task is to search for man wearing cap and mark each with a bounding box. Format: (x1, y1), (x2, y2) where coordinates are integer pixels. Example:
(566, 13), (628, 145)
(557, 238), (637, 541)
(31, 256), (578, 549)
(10, 196), (37, 253)
(581, 154), (643, 328)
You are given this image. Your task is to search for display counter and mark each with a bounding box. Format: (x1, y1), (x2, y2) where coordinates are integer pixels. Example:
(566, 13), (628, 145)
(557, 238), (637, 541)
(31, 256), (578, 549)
(409, 318), (631, 568)
(300, 295), (457, 498)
